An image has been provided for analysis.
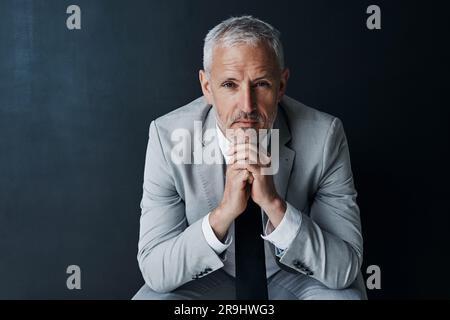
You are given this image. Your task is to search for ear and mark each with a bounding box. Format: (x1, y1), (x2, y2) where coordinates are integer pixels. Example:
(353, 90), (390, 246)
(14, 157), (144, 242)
(199, 70), (214, 105)
(277, 68), (290, 103)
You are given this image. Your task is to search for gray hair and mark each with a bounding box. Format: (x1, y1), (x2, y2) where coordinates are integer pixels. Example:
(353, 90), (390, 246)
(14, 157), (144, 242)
(203, 15), (284, 76)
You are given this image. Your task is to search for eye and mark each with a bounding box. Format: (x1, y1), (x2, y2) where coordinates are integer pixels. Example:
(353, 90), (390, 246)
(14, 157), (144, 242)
(254, 81), (271, 88)
(221, 81), (237, 89)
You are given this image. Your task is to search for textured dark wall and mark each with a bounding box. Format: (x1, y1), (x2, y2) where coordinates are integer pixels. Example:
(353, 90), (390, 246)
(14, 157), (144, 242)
(0, 0), (449, 299)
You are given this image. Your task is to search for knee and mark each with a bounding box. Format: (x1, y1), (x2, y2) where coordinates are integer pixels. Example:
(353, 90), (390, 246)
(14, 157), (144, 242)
(132, 284), (177, 300)
(304, 287), (365, 300)
(335, 288), (365, 300)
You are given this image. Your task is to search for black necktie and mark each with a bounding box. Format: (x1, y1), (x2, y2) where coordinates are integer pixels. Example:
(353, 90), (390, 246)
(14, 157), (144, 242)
(234, 197), (268, 300)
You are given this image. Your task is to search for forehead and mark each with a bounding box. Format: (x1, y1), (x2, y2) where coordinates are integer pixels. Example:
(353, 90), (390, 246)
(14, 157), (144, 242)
(210, 42), (278, 76)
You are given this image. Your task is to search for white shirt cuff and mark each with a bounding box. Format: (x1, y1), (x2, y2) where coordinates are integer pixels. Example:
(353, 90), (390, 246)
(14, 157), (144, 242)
(202, 212), (232, 254)
(261, 201), (302, 250)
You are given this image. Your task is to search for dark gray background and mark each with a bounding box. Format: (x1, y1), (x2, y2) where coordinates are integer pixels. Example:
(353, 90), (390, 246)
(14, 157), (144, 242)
(1, 0), (449, 299)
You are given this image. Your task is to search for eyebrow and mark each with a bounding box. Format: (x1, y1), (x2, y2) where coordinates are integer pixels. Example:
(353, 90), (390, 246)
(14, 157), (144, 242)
(221, 77), (239, 82)
(220, 74), (273, 82)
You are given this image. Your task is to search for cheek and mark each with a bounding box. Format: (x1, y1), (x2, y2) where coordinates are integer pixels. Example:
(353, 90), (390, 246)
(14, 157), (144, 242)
(216, 103), (237, 123)
(212, 91), (234, 113)
(259, 99), (278, 116)
(256, 89), (278, 105)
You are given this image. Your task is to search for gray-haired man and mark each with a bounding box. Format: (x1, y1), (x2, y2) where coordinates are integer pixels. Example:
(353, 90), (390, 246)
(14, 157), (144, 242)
(133, 16), (367, 300)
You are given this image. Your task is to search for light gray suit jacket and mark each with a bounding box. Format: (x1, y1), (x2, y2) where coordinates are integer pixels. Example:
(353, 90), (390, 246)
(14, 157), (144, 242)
(137, 95), (363, 294)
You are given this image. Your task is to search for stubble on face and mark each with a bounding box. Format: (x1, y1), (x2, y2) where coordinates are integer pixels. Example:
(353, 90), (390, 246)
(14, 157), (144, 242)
(208, 42), (282, 137)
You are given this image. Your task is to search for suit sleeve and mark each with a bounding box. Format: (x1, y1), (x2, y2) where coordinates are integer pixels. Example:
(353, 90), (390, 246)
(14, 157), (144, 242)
(279, 117), (363, 289)
(137, 121), (224, 293)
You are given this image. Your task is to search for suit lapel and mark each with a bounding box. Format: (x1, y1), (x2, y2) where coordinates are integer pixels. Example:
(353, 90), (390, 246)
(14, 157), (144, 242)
(272, 106), (296, 202)
(263, 106), (296, 226)
(195, 105), (225, 212)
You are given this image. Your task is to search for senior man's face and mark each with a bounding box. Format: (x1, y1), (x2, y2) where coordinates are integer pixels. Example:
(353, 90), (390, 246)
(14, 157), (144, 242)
(199, 43), (289, 133)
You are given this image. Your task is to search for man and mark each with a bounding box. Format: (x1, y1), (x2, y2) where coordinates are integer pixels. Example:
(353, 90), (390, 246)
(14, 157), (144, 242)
(133, 16), (366, 300)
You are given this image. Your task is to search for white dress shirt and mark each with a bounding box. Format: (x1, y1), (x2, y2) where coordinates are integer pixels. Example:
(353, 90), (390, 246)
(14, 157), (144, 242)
(201, 121), (302, 278)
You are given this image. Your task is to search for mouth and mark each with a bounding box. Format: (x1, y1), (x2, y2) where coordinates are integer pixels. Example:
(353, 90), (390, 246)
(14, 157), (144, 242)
(233, 121), (259, 128)
(234, 119), (259, 124)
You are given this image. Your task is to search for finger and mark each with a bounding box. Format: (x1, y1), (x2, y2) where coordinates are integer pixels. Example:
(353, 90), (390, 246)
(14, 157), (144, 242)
(227, 142), (258, 155)
(240, 169), (252, 184)
(233, 128), (253, 144)
(229, 143), (270, 160)
(229, 144), (271, 167)
(228, 144), (258, 164)
(231, 148), (259, 164)
(232, 162), (261, 175)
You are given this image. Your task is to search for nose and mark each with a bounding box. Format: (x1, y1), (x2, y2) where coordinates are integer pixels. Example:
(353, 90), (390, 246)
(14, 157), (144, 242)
(239, 84), (256, 114)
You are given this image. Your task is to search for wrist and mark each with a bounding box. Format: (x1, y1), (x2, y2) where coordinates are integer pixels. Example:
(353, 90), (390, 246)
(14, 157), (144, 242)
(261, 195), (286, 228)
(209, 207), (232, 241)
